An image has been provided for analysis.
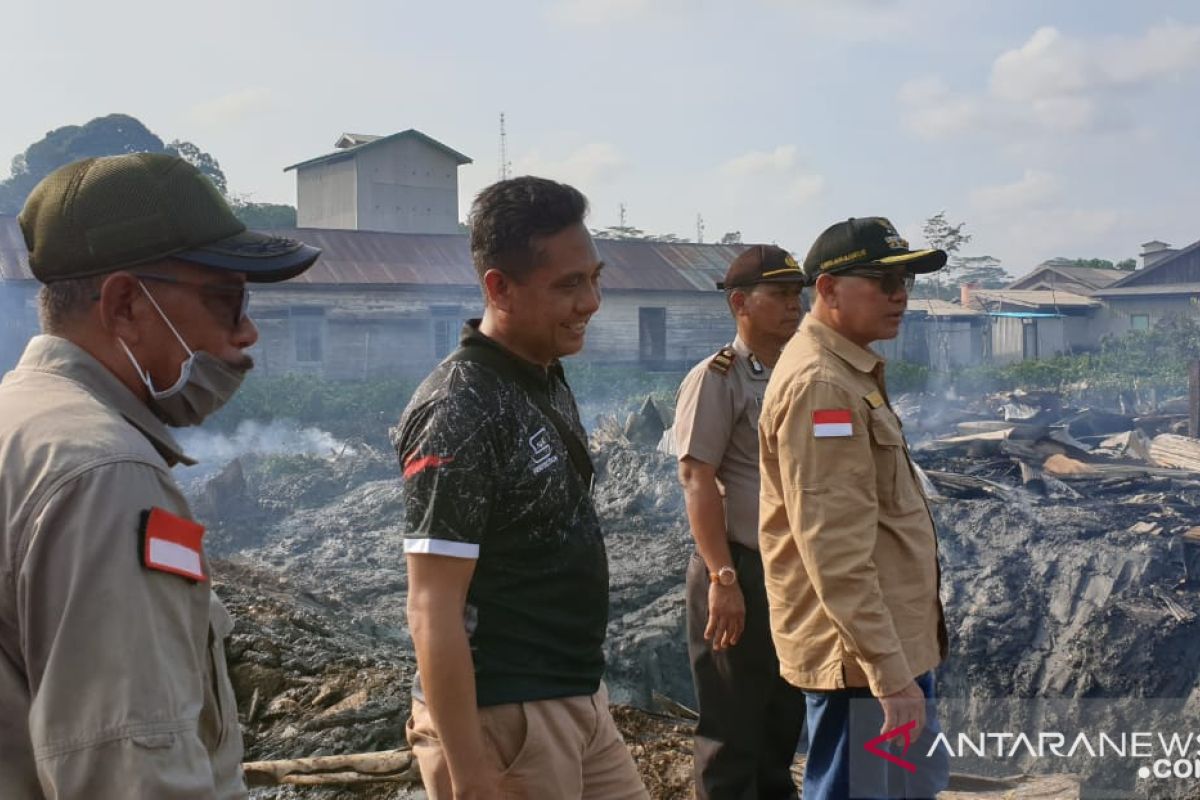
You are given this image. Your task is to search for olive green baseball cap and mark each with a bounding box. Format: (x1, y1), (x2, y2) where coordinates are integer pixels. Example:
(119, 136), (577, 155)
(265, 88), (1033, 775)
(18, 152), (320, 284)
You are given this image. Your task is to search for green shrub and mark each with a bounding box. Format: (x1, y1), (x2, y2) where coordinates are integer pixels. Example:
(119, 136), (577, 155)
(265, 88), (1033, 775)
(885, 361), (931, 395)
(947, 315), (1200, 396)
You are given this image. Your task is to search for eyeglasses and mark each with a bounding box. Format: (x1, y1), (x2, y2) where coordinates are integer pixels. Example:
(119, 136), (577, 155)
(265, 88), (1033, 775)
(834, 268), (915, 296)
(135, 273), (250, 329)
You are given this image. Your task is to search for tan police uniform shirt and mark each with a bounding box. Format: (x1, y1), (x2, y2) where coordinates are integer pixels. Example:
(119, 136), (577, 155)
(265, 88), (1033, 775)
(0, 335), (245, 799)
(674, 336), (771, 550)
(758, 316), (947, 697)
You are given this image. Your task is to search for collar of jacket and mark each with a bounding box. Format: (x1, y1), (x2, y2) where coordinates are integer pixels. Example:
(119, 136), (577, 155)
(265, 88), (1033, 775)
(731, 334), (771, 378)
(13, 335), (196, 466)
(459, 319), (566, 392)
(800, 316), (884, 376)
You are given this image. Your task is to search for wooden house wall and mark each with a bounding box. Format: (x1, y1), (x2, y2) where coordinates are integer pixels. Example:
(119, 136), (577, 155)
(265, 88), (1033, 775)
(1129, 248), (1200, 286)
(874, 318), (983, 371)
(248, 285), (480, 379)
(1091, 295), (1200, 339)
(990, 317), (1068, 365)
(245, 286), (736, 379)
(580, 291), (734, 367)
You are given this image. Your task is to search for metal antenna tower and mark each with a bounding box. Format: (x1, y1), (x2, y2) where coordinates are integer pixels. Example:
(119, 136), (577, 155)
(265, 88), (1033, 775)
(498, 113), (512, 180)
(619, 202), (627, 228)
(696, 213), (705, 244)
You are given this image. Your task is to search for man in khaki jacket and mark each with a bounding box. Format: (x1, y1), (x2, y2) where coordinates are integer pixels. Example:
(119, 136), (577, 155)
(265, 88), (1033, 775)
(759, 217), (949, 800)
(0, 153), (319, 798)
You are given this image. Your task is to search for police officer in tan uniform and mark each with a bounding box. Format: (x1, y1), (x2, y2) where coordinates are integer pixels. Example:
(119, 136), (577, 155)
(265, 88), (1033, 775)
(0, 153), (320, 798)
(758, 218), (950, 800)
(674, 245), (807, 799)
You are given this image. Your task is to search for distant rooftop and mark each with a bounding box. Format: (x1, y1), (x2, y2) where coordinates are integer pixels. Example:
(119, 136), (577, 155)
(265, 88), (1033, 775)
(1008, 262), (1125, 293)
(906, 298), (982, 317)
(334, 133), (382, 149)
(0, 216), (744, 293)
(284, 129), (473, 172)
(970, 289), (1100, 311)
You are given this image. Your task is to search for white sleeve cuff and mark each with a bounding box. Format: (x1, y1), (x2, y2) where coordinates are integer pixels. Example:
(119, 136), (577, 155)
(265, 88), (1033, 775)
(403, 538), (480, 559)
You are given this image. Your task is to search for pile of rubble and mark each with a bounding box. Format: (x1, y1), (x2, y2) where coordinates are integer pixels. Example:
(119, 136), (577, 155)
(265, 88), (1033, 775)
(193, 388), (1200, 798)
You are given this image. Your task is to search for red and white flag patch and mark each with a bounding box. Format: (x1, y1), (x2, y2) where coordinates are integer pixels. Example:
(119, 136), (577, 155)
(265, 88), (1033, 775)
(813, 409), (854, 438)
(140, 507), (207, 582)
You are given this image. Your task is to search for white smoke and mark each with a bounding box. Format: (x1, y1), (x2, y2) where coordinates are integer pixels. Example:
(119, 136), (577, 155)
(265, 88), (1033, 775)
(175, 419), (356, 476)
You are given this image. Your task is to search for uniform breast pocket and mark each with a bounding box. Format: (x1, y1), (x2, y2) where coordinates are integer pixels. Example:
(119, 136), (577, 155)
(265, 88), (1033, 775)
(867, 408), (924, 514)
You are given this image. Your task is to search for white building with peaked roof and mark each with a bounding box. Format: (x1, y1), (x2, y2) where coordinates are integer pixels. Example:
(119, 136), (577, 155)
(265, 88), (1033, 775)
(285, 130), (472, 235)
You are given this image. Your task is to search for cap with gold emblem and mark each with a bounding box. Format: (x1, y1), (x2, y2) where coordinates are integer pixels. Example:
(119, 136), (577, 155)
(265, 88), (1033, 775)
(802, 216), (946, 283)
(717, 244), (806, 290)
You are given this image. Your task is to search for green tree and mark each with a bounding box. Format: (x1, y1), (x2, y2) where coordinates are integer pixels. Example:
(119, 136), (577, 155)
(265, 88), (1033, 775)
(956, 255), (1012, 289)
(719, 231), (743, 245)
(229, 197), (297, 229)
(912, 212), (1010, 299)
(166, 139), (227, 196)
(591, 225), (690, 243)
(0, 114), (228, 212)
(921, 211), (971, 258)
(1116, 258), (1137, 271)
(1053, 258), (1115, 270)
(592, 224), (648, 240)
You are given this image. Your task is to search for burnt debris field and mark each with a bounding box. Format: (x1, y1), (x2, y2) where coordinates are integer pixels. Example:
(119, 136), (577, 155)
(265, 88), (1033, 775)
(186, 388), (1200, 798)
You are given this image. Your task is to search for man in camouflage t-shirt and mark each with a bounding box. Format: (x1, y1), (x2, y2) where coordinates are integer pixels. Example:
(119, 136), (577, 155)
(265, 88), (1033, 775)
(393, 177), (647, 800)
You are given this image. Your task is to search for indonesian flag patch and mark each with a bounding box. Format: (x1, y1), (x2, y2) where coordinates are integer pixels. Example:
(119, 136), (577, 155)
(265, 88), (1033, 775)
(813, 409), (854, 438)
(140, 507), (207, 582)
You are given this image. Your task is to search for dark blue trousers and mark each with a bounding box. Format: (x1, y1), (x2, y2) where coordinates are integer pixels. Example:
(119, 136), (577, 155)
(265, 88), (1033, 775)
(801, 671), (949, 800)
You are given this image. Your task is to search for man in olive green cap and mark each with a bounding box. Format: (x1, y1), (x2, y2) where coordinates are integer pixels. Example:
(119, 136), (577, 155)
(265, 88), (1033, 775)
(0, 153), (320, 798)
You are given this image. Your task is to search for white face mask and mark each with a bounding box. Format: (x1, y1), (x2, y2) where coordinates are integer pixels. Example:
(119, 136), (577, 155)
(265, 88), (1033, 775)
(118, 281), (247, 427)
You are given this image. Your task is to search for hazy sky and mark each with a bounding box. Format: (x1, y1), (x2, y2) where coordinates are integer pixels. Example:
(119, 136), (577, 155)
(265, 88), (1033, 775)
(3, 0), (1199, 276)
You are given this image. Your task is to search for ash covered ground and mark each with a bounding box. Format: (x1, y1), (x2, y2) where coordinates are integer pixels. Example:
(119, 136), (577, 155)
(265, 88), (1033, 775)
(182, 391), (1200, 799)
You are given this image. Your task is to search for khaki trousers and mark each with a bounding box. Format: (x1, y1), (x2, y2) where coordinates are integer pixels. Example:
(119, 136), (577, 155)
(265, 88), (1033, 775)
(407, 682), (648, 799)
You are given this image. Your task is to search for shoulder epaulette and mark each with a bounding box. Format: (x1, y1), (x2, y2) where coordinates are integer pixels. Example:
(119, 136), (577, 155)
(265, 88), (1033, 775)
(708, 347), (736, 375)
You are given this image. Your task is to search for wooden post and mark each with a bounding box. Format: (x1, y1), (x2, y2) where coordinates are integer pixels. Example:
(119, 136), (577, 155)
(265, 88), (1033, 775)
(1190, 360), (1200, 439)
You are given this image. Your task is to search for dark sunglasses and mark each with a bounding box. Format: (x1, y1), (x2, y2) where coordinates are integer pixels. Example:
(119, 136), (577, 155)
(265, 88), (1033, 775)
(834, 268), (915, 296)
(136, 273), (250, 329)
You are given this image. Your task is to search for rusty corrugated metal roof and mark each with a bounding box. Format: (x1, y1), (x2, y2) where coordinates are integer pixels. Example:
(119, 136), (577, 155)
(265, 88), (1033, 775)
(274, 228), (746, 291)
(0, 215), (747, 292)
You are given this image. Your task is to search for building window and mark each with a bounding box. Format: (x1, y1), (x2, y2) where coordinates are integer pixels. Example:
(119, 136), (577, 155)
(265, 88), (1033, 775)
(1130, 314), (1150, 332)
(292, 308), (325, 363)
(431, 306), (461, 358)
(639, 307), (667, 364)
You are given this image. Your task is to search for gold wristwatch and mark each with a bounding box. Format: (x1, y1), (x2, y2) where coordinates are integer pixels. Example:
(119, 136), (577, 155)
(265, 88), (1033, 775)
(709, 566), (737, 586)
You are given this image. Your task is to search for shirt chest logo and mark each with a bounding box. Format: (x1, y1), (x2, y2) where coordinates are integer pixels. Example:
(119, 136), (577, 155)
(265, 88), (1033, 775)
(529, 427), (560, 475)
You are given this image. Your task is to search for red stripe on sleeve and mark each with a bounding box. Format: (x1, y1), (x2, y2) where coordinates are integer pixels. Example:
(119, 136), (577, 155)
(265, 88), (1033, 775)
(403, 454), (455, 479)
